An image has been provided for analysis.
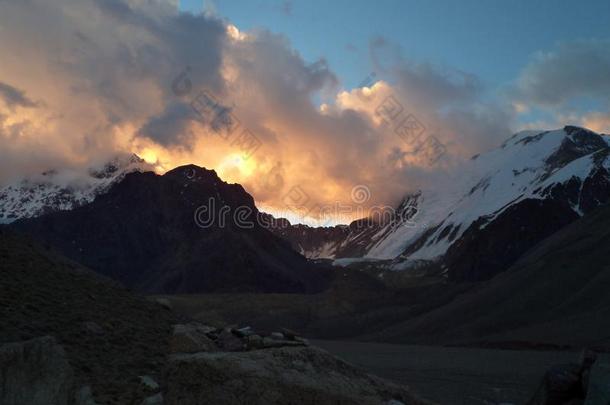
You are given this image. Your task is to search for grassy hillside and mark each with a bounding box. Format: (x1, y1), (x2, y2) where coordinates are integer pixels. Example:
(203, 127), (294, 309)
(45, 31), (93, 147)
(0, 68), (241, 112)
(0, 229), (176, 404)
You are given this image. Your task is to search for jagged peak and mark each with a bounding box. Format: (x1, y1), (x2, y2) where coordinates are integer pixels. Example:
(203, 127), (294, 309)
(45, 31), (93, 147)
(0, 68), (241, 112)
(501, 126), (604, 151)
(544, 127), (609, 173)
(396, 191), (422, 209)
(500, 129), (546, 148)
(563, 125), (598, 136)
(165, 164), (220, 181)
(88, 153), (151, 179)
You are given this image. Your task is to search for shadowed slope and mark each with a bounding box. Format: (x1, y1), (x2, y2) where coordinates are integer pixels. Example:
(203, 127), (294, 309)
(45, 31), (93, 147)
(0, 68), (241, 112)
(366, 202), (610, 347)
(11, 165), (330, 294)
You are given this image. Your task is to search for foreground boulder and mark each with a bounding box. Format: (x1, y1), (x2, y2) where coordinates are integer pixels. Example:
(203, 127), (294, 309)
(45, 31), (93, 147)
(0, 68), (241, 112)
(170, 322), (310, 354)
(166, 346), (429, 405)
(584, 361), (610, 405)
(528, 363), (583, 405)
(170, 323), (218, 354)
(0, 336), (74, 405)
(528, 349), (598, 405)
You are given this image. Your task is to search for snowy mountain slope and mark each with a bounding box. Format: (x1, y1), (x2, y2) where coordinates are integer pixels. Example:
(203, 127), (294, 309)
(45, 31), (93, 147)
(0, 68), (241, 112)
(0, 154), (151, 223)
(275, 126), (610, 278)
(368, 126), (610, 265)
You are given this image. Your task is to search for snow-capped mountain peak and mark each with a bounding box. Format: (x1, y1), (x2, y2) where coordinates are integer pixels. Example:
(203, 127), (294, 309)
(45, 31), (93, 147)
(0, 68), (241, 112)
(271, 126), (610, 280)
(365, 126), (610, 266)
(0, 154), (152, 223)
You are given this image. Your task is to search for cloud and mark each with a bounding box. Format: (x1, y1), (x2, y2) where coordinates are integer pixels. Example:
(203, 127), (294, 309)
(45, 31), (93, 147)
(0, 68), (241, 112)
(368, 38), (514, 156)
(0, 0), (515, 222)
(206, 34), (515, 214)
(0, 0), (226, 179)
(580, 112), (610, 134)
(137, 101), (196, 147)
(0, 82), (39, 109)
(515, 40), (610, 107)
(545, 111), (610, 135)
(509, 39), (610, 139)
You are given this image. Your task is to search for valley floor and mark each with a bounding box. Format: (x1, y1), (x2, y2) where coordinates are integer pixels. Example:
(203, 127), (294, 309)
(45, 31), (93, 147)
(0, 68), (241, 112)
(313, 340), (589, 405)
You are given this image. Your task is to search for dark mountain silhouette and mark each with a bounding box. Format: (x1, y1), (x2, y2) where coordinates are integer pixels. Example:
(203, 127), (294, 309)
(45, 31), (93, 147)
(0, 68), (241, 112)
(10, 165), (330, 294)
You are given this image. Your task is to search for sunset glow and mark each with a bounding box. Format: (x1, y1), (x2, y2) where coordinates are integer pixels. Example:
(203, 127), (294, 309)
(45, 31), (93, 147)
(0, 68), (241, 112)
(1, 0), (609, 224)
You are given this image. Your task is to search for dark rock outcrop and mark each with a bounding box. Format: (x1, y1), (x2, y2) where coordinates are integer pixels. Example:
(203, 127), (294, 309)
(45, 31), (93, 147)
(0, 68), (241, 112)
(169, 322), (311, 354)
(585, 361), (610, 405)
(266, 219), (350, 259)
(169, 323), (218, 354)
(165, 346), (430, 405)
(528, 350), (598, 405)
(0, 336), (73, 405)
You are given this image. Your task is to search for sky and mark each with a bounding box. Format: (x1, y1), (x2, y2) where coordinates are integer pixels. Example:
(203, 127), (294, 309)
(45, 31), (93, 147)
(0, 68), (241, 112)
(1, 0), (610, 224)
(183, 1), (610, 100)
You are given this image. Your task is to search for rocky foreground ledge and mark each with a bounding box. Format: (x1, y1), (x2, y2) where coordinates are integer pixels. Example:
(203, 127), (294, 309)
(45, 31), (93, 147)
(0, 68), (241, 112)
(0, 322), (431, 405)
(528, 349), (610, 405)
(164, 322), (428, 405)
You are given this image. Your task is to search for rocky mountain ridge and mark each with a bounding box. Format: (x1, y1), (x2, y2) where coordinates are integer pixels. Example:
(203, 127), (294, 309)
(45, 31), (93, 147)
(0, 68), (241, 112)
(0, 154), (151, 223)
(270, 126), (610, 281)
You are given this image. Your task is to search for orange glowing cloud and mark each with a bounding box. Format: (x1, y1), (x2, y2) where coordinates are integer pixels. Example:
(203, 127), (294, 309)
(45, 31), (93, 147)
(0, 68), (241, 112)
(0, 0), (516, 224)
(581, 112), (610, 134)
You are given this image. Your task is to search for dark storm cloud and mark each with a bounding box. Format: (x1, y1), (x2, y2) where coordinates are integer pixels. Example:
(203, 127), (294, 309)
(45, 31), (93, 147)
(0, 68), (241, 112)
(137, 102), (194, 147)
(515, 40), (610, 106)
(0, 82), (39, 109)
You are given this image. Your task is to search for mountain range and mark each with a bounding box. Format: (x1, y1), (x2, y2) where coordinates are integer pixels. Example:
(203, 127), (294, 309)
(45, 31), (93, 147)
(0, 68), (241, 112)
(268, 126), (610, 282)
(3, 125), (610, 295)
